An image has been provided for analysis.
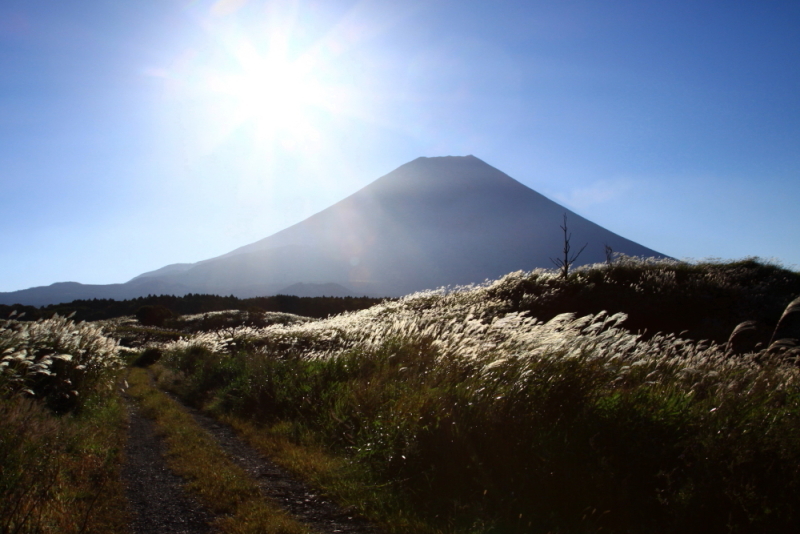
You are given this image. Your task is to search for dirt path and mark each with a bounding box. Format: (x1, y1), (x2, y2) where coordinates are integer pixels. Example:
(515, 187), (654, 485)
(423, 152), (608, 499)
(177, 402), (385, 534)
(122, 401), (216, 534)
(122, 386), (385, 534)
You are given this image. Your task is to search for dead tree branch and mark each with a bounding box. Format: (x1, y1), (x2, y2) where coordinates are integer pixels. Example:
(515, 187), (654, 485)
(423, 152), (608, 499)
(551, 213), (587, 279)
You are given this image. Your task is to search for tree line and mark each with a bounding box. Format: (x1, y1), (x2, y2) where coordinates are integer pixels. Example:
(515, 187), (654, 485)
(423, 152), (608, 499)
(1, 293), (387, 323)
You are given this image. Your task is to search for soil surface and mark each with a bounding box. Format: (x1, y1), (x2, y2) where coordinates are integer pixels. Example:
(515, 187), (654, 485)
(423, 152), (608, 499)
(179, 402), (385, 534)
(122, 401), (216, 534)
(122, 388), (385, 534)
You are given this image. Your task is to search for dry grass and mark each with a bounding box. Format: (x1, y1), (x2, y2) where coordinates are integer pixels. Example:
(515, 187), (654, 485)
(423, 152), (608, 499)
(1, 314), (121, 412)
(0, 393), (129, 534)
(0, 311), (128, 534)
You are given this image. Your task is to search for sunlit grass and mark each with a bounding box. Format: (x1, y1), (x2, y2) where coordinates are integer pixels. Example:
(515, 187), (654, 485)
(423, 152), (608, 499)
(1, 313), (122, 412)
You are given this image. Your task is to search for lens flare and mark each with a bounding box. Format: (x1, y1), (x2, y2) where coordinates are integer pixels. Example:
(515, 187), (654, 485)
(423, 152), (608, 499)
(206, 45), (324, 144)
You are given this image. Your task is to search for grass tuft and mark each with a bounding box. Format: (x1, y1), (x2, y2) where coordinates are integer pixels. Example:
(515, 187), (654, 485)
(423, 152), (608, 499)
(0, 312), (127, 533)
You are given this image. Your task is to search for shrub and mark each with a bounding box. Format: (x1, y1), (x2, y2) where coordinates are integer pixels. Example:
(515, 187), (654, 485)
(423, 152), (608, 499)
(132, 347), (163, 368)
(486, 256), (800, 343)
(171, 309), (312, 334)
(135, 305), (173, 327)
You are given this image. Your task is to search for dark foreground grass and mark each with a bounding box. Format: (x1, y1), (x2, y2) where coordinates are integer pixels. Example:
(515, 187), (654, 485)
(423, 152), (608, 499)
(0, 391), (129, 534)
(125, 367), (310, 534)
(158, 340), (800, 534)
(211, 409), (439, 534)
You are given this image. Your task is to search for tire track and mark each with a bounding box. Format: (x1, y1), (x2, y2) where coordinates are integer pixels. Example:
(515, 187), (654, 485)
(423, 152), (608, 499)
(122, 400), (216, 534)
(175, 401), (385, 534)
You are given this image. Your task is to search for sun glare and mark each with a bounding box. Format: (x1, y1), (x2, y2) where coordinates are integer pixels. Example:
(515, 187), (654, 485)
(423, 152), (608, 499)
(206, 46), (323, 144)
(162, 4), (368, 159)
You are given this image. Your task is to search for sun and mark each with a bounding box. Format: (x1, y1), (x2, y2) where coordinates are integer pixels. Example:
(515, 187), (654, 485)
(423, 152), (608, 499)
(202, 37), (326, 147)
(235, 59), (303, 124)
(159, 7), (362, 158)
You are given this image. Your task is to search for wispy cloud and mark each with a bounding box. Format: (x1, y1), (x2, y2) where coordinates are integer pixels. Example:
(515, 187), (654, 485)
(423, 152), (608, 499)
(554, 178), (634, 209)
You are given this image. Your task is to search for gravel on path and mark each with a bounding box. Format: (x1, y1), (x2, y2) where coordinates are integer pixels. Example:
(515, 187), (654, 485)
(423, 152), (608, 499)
(122, 400), (217, 534)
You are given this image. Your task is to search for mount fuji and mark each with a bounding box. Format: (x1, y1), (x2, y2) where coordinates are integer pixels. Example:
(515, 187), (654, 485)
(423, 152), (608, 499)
(1, 156), (665, 306)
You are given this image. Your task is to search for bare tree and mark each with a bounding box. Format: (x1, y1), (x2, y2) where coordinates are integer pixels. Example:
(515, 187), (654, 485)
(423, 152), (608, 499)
(604, 242), (614, 265)
(551, 213), (587, 279)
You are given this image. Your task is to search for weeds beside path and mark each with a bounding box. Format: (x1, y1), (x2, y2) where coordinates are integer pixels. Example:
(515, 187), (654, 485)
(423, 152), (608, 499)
(124, 367), (389, 534)
(175, 399), (385, 534)
(115, 258), (800, 533)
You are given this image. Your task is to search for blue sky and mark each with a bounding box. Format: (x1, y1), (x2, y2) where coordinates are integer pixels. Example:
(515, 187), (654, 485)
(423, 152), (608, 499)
(1, 0), (798, 292)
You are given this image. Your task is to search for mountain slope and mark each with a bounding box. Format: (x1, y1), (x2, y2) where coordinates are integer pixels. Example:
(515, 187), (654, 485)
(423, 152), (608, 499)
(1, 156), (665, 305)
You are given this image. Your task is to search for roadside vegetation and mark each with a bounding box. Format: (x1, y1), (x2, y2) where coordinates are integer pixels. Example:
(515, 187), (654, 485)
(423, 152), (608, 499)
(151, 257), (800, 534)
(4, 257), (798, 533)
(0, 314), (127, 534)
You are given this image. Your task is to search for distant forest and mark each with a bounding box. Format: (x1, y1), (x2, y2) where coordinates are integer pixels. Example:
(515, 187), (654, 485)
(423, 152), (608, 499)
(0, 293), (387, 322)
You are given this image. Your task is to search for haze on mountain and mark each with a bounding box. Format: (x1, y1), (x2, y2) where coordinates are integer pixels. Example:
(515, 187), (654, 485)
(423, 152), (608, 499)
(0, 156), (664, 306)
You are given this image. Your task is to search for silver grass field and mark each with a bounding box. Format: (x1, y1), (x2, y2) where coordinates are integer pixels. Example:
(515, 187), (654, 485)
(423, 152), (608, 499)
(1, 257), (798, 533)
(154, 258), (800, 533)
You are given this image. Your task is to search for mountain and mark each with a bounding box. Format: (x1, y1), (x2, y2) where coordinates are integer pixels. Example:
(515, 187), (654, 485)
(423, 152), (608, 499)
(0, 156), (665, 306)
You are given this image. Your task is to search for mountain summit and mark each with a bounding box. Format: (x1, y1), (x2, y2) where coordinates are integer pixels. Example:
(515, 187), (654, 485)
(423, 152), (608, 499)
(1, 156), (665, 305)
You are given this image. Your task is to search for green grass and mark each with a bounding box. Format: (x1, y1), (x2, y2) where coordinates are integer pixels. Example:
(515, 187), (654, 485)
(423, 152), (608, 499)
(112, 324), (184, 346)
(215, 412), (441, 534)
